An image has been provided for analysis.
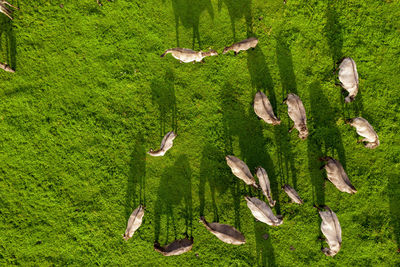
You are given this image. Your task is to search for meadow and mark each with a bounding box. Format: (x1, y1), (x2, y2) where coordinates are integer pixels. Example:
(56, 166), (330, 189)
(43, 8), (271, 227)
(1, 0), (400, 265)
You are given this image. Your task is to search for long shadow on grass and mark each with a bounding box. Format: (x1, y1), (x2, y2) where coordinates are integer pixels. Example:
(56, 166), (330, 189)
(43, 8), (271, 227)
(389, 172), (400, 250)
(154, 155), (193, 244)
(164, 0), (214, 48)
(324, 2), (365, 119)
(247, 45), (276, 111)
(0, 16), (17, 70)
(125, 134), (146, 218)
(255, 222), (276, 267)
(199, 143), (230, 222)
(324, 1), (342, 68)
(275, 33), (298, 189)
(246, 46), (281, 213)
(220, 81), (243, 230)
(307, 81), (346, 206)
(151, 69), (177, 137)
(218, 0), (253, 40)
(220, 80), (280, 235)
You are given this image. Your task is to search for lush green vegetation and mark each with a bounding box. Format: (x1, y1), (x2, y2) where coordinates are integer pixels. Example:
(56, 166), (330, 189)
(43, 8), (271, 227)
(1, 0), (399, 265)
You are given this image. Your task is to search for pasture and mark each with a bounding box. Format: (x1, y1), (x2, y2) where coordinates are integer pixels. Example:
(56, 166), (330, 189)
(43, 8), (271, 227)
(1, 0), (399, 265)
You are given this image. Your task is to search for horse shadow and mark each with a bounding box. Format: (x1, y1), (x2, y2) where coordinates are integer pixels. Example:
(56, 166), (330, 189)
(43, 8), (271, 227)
(125, 134), (146, 219)
(254, 222), (277, 266)
(247, 45), (275, 111)
(307, 81), (346, 206)
(324, 1), (343, 68)
(324, 2), (365, 120)
(154, 155), (193, 244)
(150, 68), (178, 137)
(220, 80), (280, 234)
(218, 0), (253, 40)
(275, 32), (298, 189)
(163, 0), (214, 48)
(246, 47), (282, 212)
(0, 15), (17, 70)
(199, 143), (230, 222)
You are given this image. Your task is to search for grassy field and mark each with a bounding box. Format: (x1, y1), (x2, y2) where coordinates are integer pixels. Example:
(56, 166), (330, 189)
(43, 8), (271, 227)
(1, 0), (400, 265)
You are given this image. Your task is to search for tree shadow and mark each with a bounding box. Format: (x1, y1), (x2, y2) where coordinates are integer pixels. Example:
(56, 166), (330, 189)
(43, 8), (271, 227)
(275, 33), (298, 189)
(254, 222), (276, 267)
(125, 134), (146, 218)
(324, 1), (342, 68)
(220, 80), (281, 231)
(389, 172), (400, 250)
(0, 16), (17, 70)
(164, 0), (214, 48)
(218, 0), (253, 40)
(154, 155), (193, 244)
(307, 81), (347, 206)
(198, 143), (230, 222)
(150, 69), (177, 137)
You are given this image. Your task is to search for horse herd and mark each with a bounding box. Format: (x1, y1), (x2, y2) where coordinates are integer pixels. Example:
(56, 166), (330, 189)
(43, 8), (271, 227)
(0, 0), (380, 260)
(124, 38), (379, 257)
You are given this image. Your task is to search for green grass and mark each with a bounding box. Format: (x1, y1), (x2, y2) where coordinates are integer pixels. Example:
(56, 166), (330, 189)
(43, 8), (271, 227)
(1, 0), (400, 265)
